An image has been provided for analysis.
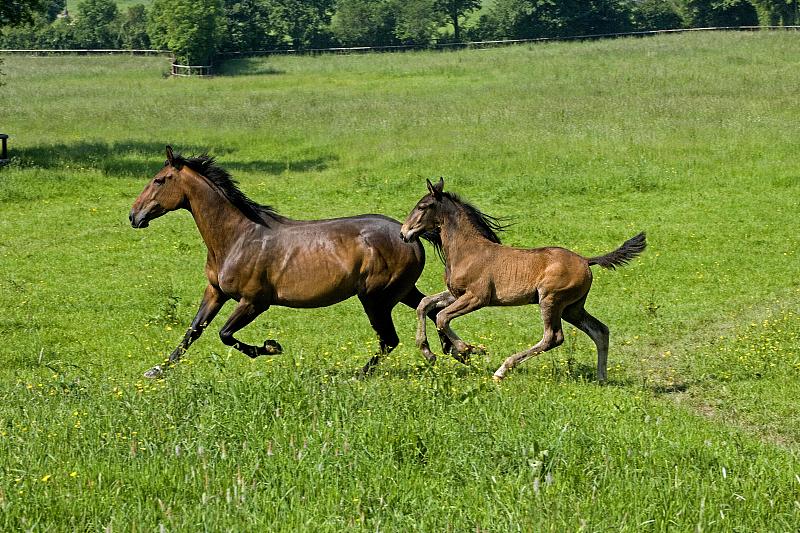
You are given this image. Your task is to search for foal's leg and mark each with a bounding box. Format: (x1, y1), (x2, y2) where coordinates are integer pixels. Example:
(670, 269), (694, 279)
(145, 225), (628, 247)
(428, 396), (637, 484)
(144, 284), (228, 379)
(414, 291), (455, 363)
(218, 300), (282, 358)
(432, 292), (486, 361)
(492, 297), (565, 381)
(562, 301), (610, 382)
(401, 287), (454, 356)
(358, 297), (400, 376)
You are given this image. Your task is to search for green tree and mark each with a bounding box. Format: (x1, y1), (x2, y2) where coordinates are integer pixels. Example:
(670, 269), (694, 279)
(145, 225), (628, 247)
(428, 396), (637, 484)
(680, 0), (758, 26)
(436, 0), (480, 42)
(73, 0), (120, 48)
(0, 0), (51, 26)
(272, 0), (334, 48)
(220, 0), (282, 53)
(331, 0), (399, 46)
(119, 4), (151, 49)
(394, 0), (441, 44)
(45, 0), (67, 22)
(749, 0), (798, 24)
(477, 0), (634, 40)
(631, 0), (683, 30)
(149, 0), (223, 64)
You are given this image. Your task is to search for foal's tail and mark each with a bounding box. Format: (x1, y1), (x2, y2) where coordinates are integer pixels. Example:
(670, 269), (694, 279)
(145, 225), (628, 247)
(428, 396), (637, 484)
(586, 232), (647, 270)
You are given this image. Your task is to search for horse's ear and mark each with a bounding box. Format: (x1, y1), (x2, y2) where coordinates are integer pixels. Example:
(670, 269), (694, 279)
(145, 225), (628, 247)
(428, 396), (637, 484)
(427, 177), (444, 200)
(166, 145), (174, 164)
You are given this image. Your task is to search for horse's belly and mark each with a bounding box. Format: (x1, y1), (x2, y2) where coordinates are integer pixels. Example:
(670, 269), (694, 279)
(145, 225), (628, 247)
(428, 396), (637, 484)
(271, 268), (358, 308)
(492, 286), (539, 306)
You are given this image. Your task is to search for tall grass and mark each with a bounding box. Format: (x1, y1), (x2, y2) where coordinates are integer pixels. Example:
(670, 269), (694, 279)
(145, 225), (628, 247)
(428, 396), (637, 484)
(1, 31), (799, 530)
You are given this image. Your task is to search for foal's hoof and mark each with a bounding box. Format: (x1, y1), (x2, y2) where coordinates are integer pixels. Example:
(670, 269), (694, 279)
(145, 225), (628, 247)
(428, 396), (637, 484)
(262, 340), (283, 355)
(451, 344), (486, 364)
(143, 365), (165, 379)
(492, 375), (504, 383)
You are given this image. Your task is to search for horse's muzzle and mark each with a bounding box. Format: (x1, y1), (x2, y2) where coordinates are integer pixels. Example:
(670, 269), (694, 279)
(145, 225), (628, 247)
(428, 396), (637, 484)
(129, 209), (149, 229)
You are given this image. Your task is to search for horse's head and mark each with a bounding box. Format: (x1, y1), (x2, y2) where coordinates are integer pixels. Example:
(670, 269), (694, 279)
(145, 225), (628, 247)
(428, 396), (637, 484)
(129, 146), (188, 228)
(400, 177), (445, 242)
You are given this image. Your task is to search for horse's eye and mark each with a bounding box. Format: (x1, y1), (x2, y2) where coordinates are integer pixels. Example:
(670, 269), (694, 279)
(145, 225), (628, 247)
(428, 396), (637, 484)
(154, 177), (166, 185)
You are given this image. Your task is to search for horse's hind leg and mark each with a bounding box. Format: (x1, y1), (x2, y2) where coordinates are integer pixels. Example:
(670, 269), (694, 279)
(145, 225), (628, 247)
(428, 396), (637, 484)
(562, 299), (610, 382)
(358, 298), (400, 376)
(493, 297), (565, 381)
(218, 300), (283, 359)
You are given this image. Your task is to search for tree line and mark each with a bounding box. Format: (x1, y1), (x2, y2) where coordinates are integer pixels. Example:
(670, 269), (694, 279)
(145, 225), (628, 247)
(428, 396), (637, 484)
(1, 0), (797, 64)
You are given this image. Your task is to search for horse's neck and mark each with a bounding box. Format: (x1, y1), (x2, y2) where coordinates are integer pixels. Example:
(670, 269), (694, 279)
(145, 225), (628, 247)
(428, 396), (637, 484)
(440, 207), (490, 268)
(185, 178), (261, 261)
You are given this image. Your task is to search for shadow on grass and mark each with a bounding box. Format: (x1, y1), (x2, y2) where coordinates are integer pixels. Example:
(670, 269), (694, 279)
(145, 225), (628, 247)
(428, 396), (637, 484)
(9, 140), (336, 178)
(215, 59), (286, 77)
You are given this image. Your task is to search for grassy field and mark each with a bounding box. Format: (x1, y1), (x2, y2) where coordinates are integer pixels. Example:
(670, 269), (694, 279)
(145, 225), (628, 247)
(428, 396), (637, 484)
(1, 31), (800, 530)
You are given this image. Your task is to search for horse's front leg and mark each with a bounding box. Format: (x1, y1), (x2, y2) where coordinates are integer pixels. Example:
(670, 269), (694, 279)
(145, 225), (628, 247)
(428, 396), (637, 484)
(434, 292), (485, 361)
(415, 291), (455, 364)
(218, 300), (283, 359)
(144, 284), (228, 379)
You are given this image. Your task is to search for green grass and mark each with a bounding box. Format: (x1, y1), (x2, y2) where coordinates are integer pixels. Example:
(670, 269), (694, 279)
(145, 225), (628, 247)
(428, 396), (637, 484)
(2, 31), (800, 530)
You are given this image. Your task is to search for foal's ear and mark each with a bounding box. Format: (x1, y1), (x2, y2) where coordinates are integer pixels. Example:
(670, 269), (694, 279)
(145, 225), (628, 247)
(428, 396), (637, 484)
(166, 145), (175, 166)
(427, 177), (444, 200)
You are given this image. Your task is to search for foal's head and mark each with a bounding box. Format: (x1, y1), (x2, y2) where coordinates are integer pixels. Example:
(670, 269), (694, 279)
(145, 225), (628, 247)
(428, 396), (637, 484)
(400, 178), (446, 243)
(129, 145), (189, 228)
(400, 178), (506, 245)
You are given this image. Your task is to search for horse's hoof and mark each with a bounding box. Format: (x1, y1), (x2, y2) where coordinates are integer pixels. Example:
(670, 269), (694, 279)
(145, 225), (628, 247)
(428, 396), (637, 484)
(452, 352), (470, 364)
(144, 365), (164, 379)
(492, 375), (504, 383)
(458, 344), (486, 356)
(262, 340), (283, 355)
(422, 353), (437, 366)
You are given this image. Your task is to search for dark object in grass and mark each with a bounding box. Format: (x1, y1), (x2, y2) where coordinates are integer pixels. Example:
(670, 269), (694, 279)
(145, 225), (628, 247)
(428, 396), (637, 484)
(400, 177), (646, 383)
(0, 133), (8, 165)
(130, 146), (459, 378)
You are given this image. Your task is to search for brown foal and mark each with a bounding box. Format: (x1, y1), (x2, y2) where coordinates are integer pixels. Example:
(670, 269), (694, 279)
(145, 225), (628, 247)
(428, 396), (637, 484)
(400, 178), (646, 382)
(130, 147), (452, 378)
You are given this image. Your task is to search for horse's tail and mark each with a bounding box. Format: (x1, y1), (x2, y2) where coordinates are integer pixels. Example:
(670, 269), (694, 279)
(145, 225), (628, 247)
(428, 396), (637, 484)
(586, 232), (647, 270)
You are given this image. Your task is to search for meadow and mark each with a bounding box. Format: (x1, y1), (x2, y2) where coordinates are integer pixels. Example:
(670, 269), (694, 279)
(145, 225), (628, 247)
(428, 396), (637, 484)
(1, 31), (799, 530)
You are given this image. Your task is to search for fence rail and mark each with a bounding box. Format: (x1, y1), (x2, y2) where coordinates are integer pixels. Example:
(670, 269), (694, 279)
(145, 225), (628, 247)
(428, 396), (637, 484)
(1, 26), (798, 59)
(0, 48), (168, 55)
(171, 63), (213, 76)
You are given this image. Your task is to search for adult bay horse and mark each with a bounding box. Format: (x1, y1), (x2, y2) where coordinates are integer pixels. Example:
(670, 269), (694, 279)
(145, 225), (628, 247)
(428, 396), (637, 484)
(399, 178), (646, 382)
(129, 146), (454, 378)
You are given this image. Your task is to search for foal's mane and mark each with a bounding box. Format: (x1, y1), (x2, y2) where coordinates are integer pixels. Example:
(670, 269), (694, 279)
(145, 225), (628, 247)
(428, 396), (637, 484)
(174, 153), (281, 226)
(426, 191), (508, 262)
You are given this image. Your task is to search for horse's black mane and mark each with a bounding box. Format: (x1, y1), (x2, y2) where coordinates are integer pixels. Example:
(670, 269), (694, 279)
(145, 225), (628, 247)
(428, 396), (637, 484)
(174, 153), (281, 226)
(424, 191), (508, 262)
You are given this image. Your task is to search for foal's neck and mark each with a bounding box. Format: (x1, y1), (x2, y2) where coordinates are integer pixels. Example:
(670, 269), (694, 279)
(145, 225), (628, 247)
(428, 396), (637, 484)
(439, 203), (494, 267)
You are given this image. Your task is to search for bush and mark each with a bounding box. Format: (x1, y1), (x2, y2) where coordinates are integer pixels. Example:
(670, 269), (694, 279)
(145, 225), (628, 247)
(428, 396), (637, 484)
(149, 0), (223, 64)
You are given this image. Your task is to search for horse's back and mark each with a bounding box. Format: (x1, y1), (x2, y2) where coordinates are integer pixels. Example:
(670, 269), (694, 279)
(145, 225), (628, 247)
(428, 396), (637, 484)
(477, 245), (590, 305)
(247, 214), (424, 305)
